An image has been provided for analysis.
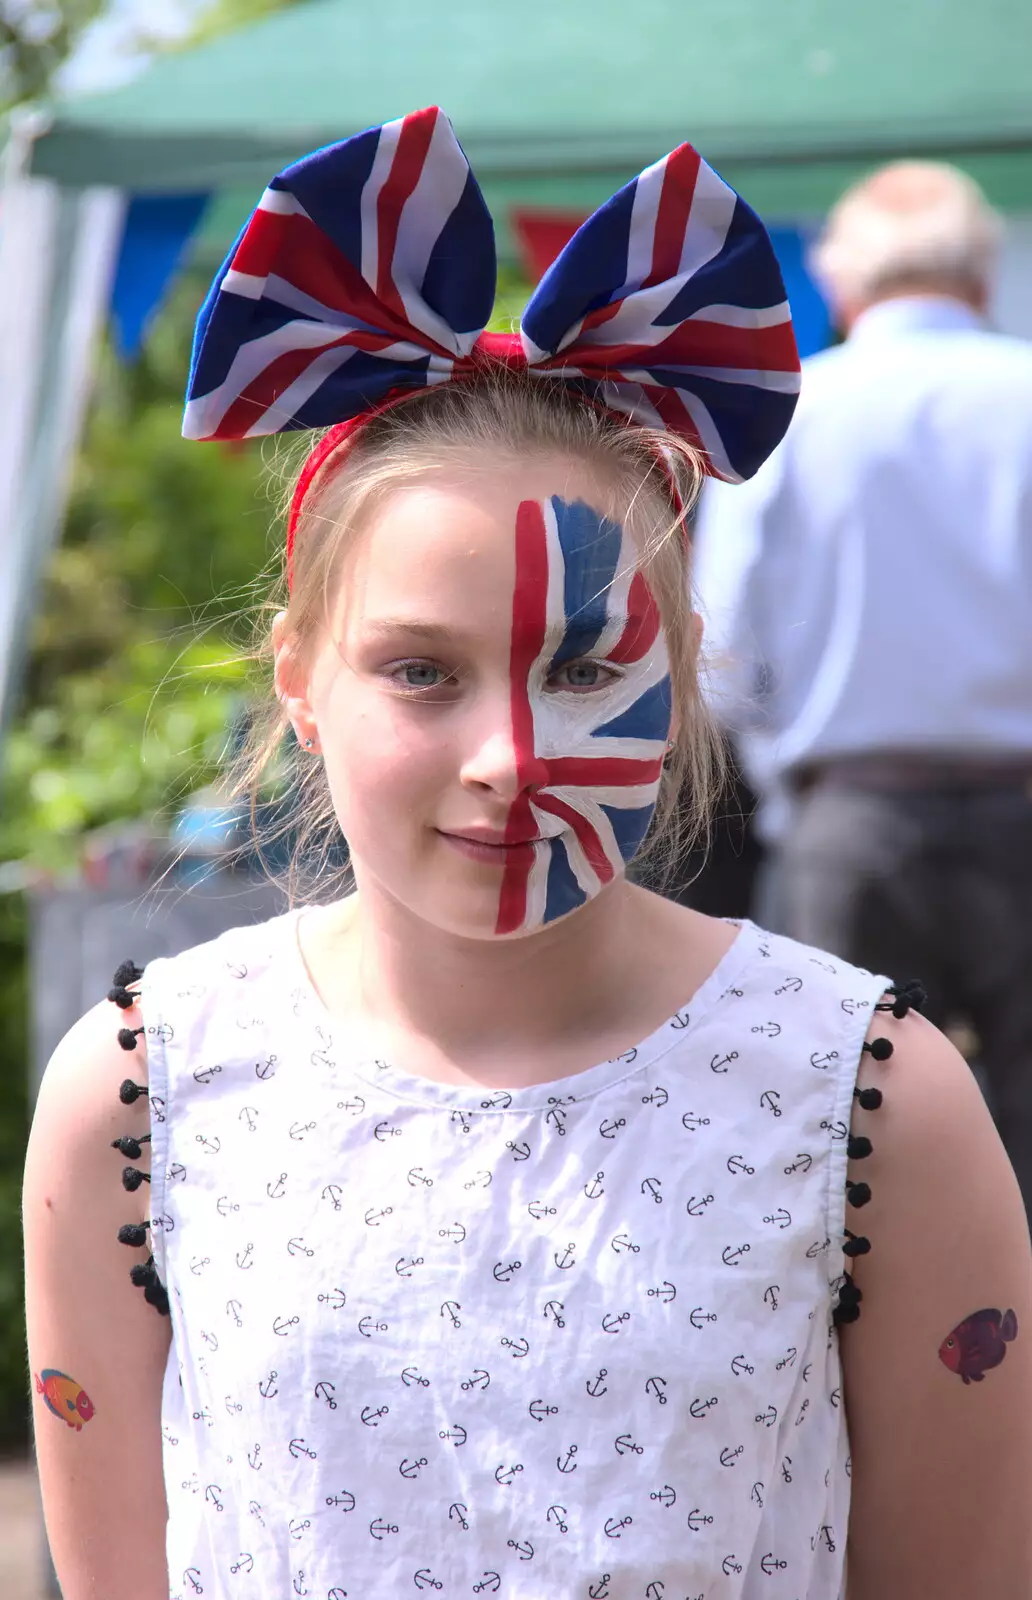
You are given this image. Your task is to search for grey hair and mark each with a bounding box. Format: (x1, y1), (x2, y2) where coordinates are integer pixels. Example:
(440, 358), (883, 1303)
(811, 160), (1002, 309)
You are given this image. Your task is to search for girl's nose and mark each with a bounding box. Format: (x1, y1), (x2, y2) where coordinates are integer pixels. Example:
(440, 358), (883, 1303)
(459, 720), (548, 801)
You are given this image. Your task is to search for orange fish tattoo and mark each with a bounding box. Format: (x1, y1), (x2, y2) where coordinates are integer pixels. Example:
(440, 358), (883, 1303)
(938, 1308), (1018, 1384)
(34, 1369), (96, 1430)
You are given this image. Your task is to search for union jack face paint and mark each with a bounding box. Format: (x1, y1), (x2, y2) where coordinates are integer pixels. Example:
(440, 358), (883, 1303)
(495, 496), (672, 935)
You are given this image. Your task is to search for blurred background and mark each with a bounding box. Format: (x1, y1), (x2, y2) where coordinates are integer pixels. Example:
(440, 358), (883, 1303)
(2, 1), (1031, 1592)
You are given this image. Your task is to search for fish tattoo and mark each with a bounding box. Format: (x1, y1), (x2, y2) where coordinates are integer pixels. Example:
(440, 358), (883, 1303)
(938, 1308), (1018, 1384)
(34, 1369), (96, 1430)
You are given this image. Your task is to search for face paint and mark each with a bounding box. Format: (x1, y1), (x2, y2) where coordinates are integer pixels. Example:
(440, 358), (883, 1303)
(496, 496), (672, 935)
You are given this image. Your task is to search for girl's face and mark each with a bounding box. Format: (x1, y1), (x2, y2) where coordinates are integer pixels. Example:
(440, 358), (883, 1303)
(288, 457), (672, 940)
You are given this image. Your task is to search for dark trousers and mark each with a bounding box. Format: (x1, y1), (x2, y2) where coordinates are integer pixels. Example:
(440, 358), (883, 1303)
(776, 774), (1032, 1218)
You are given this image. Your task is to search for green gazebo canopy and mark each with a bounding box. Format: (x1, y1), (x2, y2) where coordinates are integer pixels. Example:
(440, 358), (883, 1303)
(27, 0), (1032, 218)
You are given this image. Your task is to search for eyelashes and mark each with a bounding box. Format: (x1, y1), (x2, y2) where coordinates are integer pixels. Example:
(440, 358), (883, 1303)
(381, 657), (625, 700)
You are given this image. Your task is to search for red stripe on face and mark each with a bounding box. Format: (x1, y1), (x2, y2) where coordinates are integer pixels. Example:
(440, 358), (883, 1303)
(376, 110), (438, 321)
(543, 756), (665, 789)
(607, 570), (661, 664)
(495, 501), (551, 935)
(534, 793), (615, 886)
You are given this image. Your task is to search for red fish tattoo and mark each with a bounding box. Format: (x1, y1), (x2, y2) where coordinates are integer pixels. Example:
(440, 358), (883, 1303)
(938, 1308), (1018, 1384)
(34, 1369), (95, 1430)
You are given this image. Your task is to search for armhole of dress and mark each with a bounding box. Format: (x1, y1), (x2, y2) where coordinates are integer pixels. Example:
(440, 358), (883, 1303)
(107, 959), (171, 1318)
(831, 978), (927, 1328)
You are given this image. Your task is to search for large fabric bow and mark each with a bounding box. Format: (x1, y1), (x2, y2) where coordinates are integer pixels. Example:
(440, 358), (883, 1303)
(183, 106), (800, 485)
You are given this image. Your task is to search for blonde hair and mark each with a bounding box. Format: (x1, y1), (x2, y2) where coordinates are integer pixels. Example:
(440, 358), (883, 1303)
(227, 365), (728, 902)
(811, 160), (1002, 309)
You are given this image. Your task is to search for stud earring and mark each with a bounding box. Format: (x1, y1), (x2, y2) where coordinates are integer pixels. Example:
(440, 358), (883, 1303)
(303, 737), (315, 750)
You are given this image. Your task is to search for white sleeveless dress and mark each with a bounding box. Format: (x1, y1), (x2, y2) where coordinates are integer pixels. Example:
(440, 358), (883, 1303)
(119, 908), (891, 1600)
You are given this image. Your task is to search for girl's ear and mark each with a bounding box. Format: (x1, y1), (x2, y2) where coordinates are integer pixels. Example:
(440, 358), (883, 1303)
(272, 611), (319, 750)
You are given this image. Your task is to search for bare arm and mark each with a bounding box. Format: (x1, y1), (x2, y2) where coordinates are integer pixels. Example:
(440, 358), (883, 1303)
(23, 994), (171, 1600)
(841, 1008), (1032, 1598)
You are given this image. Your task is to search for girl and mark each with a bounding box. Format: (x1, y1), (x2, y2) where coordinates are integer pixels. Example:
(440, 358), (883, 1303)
(24, 109), (1032, 1600)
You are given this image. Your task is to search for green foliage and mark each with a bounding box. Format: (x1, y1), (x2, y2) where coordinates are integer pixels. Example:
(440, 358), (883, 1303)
(0, 0), (105, 111)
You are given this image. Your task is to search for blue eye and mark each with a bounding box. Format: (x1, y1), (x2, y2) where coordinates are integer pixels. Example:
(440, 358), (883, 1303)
(383, 659), (456, 696)
(548, 660), (621, 692)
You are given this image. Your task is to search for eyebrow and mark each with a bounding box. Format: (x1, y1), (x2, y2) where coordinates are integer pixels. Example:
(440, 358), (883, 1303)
(361, 619), (465, 643)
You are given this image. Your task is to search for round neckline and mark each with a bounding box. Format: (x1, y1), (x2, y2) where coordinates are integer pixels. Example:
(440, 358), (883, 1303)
(280, 903), (761, 1112)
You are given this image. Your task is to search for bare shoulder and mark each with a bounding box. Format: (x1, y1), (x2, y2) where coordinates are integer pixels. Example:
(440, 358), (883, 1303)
(839, 1001), (1032, 1599)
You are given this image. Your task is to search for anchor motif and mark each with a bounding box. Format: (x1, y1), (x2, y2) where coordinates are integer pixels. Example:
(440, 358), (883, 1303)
(527, 1200), (556, 1219)
(339, 1096), (365, 1115)
(730, 1354), (754, 1376)
(722, 1243), (751, 1266)
(690, 1307), (717, 1329)
(556, 1445), (579, 1473)
(321, 1184), (342, 1211)
(759, 1090), (782, 1117)
(254, 1055), (277, 1081)
(439, 1425), (467, 1446)
(726, 1154), (755, 1175)
(480, 1090), (512, 1110)
(542, 1299), (565, 1327)
(361, 1405), (389, 1427)
(196, 1134), (221, 1156)
(184, 1569), (203, 1594)
(720, 1445), (744, 1466)
(545, 1094), (575, 1134)
(686, 1193), (714, 1217)
(230, 1553), (254, 1574)
(781, 1456), (793, 1483)
(192, 1406), (213, 1428)
(451, 1109), (471, 1134)
(364, 1206), (393, 1227)
(325, 1491), (355, 1511)
(273, 1315), (299, 1337)
(805, 1236), (831, 1258)
(587, 1576), (611, 1600)
(289, 1120), (316, 1141)
(216, 1196), (239, 1217)
(602, 1311), (631, 1334)
(201, 1330), (219, 1352)
(599, 1117), (625, 1139)
(650, 1484), (676, 1507)
(689, 1395), (718, 1418)
(722, 1555), (743, 1576)
(167, 1163), (187, 1183)
(395, 1256), (425, 1278)
(841, 994), (870, 1015)
(821, 1116), (848, 1141)
(403, 1366), (431, 1387)
(407, 1167), (434, 1187)
(645, 1584), (665, 1600)
(586, 1368), (608, 1397)
(546, 1504), (568, 1533)
(830, 1386), (842, 1409)
(614, 1434), (643, 1456)
(611, 1232), (639, 1254)
(314, 1382), (337, 1410)
(317, 1287), (347, 1309)
(448, 1502), (469, 1530)
(648, 1281), (676, 1303)
(149, 1095), (166, 1124)
(258, 1371), (278, 1399)
(289, 1438), (316, 1460)
(494, 1462), (524, 1485)
(288, 1518), (311, 1540)
(505, 1536), (535, 1562)
(399, 1456), (427, 1478)
(751, 1481), (764, 1508)
(193, 1063), (222, 1086)
(785, 1152), (814, 1174)
(755, 1405), (777, 1428)
(640, 1177), (663, 1203)
(225, 1299), (243, 1327)
(670, 1008), (691, 1029)
(645, 1376), (669, 1405)
(327, 1591), (348, 1600)
(796, 1398), (810, 1425)
(287, 1237), (314, 1258)
(710, 1051), (738, 1073)
(506, 1139), (531, 1160)
(438, 1223), (466, 1242)
(190, 1256), (211, 1276)
(460, 1368), (489, 1391)
(811, 1524), (836, 1553)
(641, 1086), (668, 1107)
(369, 1518), (398, 1540)
(310, 1027), (335, 1068)
(414, 1570), (443, 1591)
(764, 1285), (780, 1310)
(463, 1169), (492, 1190)
(292, 1570), (308, 1596)
(604, 1516), (632, 1538)
(553, 1242), (576, 1269)
(358, 1316), (389, 1337)
(776, 1346), (799, 1370)
(751, 1021), (782, 1038)
(205, 1484), (224, 1511)
(493, 1259), (522, 1282)
(761, 1553), (787, 1574)
(440, 1301), (462, 1329)
(472, 1575), (500, 1594)
(247, 1443), (262, 1469)
(681, 1111), (711, 1132)
(774, 975), (803, 994)
(584, 1171), (605, 1199)
(266, 1173), (287, 1199)
(686, 1508), (713, 1531)
(500, 1335), (529, 1358)
(763, 1209), (792, 1230)
(529, 1398), (559, 1421)
(810, 1049), (839, 1070)
(373, 1120), (401, 1142)
(802, 1363), (812, 1383)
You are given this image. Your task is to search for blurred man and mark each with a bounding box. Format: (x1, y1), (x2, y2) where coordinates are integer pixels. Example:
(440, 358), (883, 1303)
(693, 162), (1032, 1211)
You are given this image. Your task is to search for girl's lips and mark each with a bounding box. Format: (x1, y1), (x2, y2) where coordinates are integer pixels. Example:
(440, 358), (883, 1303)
(437, 829), (541, 864)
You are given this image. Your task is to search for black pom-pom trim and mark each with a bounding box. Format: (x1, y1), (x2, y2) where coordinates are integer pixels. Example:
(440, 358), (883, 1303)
(843, 1230), (871, 1258)
(117, 1026), (144, 1052)
(863, 1036), (894, 1061)
(833, 1272), (863, 1326)
(119, 1078), (148, 1105)
(112, 960), (145, 990)
(111, 1133), (150, 1159)
(846, 1179), (871, 1208)
(875, 979), (926, 1020)
(117, 1220), (150, 1248)
(121, 1166), (150, 1192)
(128, 1255), (170, 1317)
(847, 1134), (873, 1160)
(853, 1085), (883, 1110)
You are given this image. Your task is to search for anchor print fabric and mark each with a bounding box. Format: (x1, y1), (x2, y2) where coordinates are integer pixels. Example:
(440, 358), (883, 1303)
(140, 910), (888, 1600)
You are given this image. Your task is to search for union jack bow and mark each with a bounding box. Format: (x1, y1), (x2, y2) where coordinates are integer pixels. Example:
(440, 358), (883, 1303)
(184, 105), (800, 484)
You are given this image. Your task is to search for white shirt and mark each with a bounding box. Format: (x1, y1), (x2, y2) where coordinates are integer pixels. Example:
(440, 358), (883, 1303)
(694, 297), (1032, 824)
(132, 907), (890, 1599)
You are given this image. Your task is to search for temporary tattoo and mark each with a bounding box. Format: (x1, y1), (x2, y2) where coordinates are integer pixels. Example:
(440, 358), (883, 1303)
(496, 496), (671, 935)
(34, 1369), (96, 1430)
(938, 1308), (1018, 1384)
